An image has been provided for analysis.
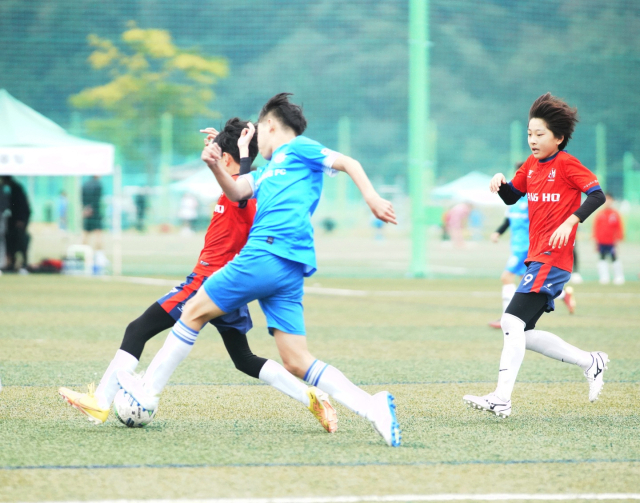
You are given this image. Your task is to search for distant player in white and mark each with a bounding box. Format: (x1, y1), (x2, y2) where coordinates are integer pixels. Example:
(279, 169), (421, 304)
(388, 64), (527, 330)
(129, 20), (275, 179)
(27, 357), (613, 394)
(119, 93), (402, 446)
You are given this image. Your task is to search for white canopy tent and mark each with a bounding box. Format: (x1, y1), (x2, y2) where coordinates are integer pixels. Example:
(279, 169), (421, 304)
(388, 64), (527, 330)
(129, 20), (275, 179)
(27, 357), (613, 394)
(432, 171), (504, 206)
(0, 89), (122, 274)
(0, 89), (114, 176)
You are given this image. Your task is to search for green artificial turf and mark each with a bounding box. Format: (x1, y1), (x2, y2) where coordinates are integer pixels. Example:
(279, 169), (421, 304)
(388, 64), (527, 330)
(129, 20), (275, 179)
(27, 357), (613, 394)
(1, 275), (639, 501)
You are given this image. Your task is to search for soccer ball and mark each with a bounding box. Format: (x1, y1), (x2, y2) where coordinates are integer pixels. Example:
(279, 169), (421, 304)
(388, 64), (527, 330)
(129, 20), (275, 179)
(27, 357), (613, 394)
(113, 389), (156, 428)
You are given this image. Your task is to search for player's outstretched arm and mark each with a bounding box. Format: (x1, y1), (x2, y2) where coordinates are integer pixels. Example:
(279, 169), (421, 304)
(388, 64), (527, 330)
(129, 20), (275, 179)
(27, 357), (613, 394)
(332, 155), (397, 225)
(201, 141), (253, 202)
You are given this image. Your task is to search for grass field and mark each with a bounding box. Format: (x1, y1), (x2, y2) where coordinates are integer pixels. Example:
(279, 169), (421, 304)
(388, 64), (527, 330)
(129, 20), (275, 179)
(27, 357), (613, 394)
(1, 274), (639, 502)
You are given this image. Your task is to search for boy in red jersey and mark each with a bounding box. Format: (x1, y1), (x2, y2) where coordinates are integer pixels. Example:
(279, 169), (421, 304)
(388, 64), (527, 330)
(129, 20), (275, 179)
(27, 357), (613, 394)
(593, 193), (625, 285)
(59, 118), (337, 433)
(464, 93), (608, 417)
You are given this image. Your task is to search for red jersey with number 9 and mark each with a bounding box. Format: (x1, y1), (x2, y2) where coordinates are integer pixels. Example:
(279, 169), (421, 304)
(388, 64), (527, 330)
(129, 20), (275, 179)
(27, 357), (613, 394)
(192, 174), (256, 276)
(509, 151), (600, 272)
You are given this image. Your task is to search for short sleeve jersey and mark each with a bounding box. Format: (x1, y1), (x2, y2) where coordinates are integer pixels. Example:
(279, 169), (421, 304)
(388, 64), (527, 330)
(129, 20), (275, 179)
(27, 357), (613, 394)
(505, 197), (529, 254)
(192, 174), (257, 276)
(241, 135), (340, 277)
(509, 151), (600, 272)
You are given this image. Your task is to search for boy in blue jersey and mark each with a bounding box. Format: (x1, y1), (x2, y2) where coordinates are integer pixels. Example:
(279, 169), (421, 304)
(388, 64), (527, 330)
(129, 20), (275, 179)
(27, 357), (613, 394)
(488, 165), (575, 329)
(119, 93), (401, 447)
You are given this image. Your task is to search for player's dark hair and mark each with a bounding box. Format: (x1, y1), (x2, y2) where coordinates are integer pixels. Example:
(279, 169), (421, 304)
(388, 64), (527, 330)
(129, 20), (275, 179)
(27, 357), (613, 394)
(258, 92), (307, 135)
(529, 93), (578, 151)
(213, 117), (259, 164)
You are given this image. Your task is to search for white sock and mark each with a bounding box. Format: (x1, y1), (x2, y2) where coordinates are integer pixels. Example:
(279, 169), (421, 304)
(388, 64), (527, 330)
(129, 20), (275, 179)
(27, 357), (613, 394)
(95, 349), (139, 409)
(557, 289), (566, 300)
(305, 359), (372, 418)
(612, 260), (625, 284)
(142, 321), (199, 396)
(494, 313), (526, 402)
(525, 329), (592, 370)
(501, 284), (516, 312)
(598, 260), (610, 284)
(259, 359), (310, 406)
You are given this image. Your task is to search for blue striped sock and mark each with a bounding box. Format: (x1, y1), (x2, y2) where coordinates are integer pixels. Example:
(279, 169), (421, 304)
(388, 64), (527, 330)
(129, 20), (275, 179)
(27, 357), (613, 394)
(303, 359), (330, 387)
(171, 320), (199, 346)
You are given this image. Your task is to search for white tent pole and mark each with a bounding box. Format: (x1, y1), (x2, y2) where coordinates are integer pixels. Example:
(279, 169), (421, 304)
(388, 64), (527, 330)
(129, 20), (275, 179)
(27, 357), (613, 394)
(112, 164), (122, 276)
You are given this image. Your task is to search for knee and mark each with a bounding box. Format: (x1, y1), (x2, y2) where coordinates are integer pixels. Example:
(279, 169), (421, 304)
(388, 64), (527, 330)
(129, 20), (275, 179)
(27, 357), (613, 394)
(500, 313), (526, 336)
(280, 356), (308, 379)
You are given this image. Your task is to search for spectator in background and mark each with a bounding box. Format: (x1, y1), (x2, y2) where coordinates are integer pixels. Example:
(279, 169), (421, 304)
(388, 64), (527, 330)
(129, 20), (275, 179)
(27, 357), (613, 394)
(178, 192), (199, 235)
(593, 192), (624, 285)
(134, 189), (148, 232)
(446, 202), (470, 247)
(468, 204), (484, 241)
(82, 176), (103, 250)
(58, 190), (68, 231)
(0, 180), (10, 269)
(0, 175), (31, 273)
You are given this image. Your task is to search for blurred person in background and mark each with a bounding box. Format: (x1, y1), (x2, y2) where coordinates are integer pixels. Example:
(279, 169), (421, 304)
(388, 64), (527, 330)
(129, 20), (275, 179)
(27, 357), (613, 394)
(446, 201), (470, 247)
(593, 192), (624, 285)
(0, 180), (9, 268)
(0, 175), (31, 273)
(57, 190), (68, 231)
(134, 189), (148, 232)
(178, 192), (199, 235)
(82, 175), (103, 249)
(468, 204), (484, 241)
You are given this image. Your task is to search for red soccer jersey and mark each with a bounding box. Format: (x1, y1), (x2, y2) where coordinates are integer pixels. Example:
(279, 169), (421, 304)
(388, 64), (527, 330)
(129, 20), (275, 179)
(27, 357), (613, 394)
(192, 175), (256, 276)
(593, 207), (624, 245)
(510, 151), (600, 272)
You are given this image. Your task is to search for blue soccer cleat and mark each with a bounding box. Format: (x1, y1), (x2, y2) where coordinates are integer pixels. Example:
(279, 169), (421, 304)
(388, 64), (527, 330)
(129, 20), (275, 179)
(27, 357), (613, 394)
(369, 391), (401, 447)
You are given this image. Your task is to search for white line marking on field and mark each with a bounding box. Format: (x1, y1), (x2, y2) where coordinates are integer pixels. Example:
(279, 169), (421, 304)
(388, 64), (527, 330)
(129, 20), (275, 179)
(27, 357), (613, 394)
(86, 275), (640, 299)
(26, 494), (640, 503)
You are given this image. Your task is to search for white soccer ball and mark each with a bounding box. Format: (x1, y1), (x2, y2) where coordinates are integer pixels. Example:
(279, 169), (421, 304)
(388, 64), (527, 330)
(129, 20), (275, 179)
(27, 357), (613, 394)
(113, 389), (156, 428)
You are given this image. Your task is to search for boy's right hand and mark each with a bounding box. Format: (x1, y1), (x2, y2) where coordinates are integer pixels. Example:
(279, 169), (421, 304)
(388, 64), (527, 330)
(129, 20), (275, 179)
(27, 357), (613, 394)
(237, 122), (256, 150)
(367, 195), (397, 225)
(489, 173), (507, 193)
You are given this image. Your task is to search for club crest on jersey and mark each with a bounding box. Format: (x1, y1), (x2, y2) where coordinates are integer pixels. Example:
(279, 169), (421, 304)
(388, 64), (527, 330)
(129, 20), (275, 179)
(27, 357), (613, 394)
(528, 170), (534, 178)
(214, 204), (225, 214)
(547, 169), (556, 181)
(273, 152), (287, 164)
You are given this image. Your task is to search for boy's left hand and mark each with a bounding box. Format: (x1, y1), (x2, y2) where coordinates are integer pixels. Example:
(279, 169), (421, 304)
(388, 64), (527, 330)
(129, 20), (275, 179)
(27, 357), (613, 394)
(549, 221), (574, 249)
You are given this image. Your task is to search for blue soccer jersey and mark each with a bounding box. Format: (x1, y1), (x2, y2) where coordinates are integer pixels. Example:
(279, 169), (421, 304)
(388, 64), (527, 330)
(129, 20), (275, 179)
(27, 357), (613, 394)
(241, 135), (340, 277)
(506, 197), (529, 254)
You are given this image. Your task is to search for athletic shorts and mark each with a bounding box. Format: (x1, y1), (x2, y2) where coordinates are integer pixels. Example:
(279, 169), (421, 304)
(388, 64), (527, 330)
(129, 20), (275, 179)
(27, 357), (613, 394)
(157, 272), (252, 334)
(203, 248), (306, 336)
(516, 261), (571, 312)
(505, 249), (528, 276)
(598, 244), (616, 259)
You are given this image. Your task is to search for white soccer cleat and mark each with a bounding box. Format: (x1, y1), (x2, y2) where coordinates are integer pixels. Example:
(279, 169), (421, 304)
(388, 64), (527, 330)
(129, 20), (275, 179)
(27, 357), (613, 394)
(463, 392), (511, 418)
(584, 351), (609, 402)
(116, 370), (159, 411)
(368, 391), (401, 447)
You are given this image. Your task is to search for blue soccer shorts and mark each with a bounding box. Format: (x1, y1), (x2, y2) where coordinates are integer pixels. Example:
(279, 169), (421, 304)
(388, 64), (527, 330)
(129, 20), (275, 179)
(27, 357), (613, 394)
(505, 249), (528, 276)
(203, 248), (306, 336)
(515, 261), (571, 312)
(157, 272), (253, 334)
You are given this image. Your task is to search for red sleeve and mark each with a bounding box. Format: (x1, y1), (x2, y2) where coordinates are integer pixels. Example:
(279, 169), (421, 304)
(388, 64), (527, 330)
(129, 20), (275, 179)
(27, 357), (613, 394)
(562, 155), (600, 194)
(510, 159), (530, 194)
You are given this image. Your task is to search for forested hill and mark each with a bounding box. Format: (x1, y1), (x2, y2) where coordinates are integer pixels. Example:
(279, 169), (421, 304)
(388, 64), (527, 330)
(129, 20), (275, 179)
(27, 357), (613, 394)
(1, 0), (638, 184)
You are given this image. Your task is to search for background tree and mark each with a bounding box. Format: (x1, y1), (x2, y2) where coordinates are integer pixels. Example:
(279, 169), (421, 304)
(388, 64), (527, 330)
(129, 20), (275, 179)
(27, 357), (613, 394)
(69, 22), (228, 184)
